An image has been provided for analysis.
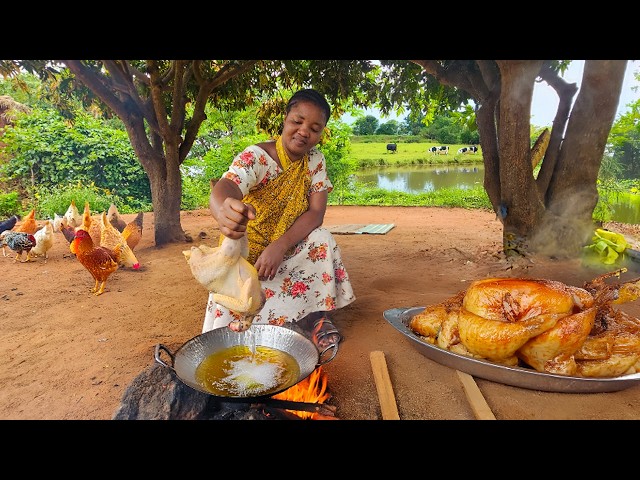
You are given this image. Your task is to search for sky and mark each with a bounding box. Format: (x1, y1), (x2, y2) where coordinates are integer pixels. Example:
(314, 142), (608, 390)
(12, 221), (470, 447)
(341, 60), (639, 127)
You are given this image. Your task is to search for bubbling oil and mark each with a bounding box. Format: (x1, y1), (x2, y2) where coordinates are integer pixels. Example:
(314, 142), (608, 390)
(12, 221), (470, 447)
(195, 345), (300, 397)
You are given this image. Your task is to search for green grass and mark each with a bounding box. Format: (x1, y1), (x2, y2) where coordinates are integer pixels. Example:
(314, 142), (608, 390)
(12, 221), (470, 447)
(349, 142), (483, 168)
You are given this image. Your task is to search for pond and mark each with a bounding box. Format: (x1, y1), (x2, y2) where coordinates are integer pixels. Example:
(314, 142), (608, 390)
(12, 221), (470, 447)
(354, 164), (639, 224)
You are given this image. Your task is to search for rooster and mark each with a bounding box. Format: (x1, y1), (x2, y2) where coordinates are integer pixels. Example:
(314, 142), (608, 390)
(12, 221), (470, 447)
(72, 229), (123, 296)
(107, 204), (127, 232)
(0, 215), (20, 234)
(31, 220), (55, 261)
(14, 208), (37, 235)
(122, 212), (143, 250)
(0, 231), (37, 262)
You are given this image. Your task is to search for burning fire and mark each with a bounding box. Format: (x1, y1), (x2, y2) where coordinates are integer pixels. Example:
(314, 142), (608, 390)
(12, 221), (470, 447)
(272, 366), (331, 419)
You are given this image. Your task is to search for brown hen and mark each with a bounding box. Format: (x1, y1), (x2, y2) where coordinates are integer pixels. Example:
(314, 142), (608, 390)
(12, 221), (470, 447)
(122, 212), (143, 250)
(72, 229), (122, 296)
(14, 208), (38, 234)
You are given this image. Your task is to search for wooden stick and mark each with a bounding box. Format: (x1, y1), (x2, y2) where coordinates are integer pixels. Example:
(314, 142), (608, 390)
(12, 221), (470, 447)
(456, 370), (496, 420)
(369, 351), (400, 420)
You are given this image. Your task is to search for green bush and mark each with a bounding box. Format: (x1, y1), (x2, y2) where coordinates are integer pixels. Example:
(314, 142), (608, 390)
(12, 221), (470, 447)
(0, 191), (22, 218)
(34, 182), (150, 219)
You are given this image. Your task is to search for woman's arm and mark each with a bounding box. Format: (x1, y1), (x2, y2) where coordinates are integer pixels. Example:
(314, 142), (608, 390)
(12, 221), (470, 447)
(209, 178), (256, 239)
(253, 190), (328, 280)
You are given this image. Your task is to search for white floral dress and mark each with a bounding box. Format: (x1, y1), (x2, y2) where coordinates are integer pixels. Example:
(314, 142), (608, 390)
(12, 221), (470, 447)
(202, 145), (356, 332)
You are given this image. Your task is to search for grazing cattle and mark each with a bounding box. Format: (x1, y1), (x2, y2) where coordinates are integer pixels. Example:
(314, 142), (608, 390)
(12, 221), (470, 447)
(429, 146), (449, 155)
(386, 143), (397, 153)
(458, 146), (478, 154)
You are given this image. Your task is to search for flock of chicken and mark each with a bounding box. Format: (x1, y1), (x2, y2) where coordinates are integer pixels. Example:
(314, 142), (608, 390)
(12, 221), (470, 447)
(0, 200), (144, 296)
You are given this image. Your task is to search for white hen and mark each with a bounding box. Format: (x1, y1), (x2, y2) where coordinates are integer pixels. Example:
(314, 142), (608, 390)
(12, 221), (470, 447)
(31, 220), (55, 261)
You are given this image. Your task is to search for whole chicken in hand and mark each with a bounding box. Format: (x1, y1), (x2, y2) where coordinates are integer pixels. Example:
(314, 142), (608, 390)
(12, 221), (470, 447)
(183, 234), (265, 332)
(72, 229), (123, 296)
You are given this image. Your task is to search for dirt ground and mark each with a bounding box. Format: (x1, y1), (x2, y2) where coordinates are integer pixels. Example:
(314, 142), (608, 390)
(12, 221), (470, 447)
(2, 205), (640, 421)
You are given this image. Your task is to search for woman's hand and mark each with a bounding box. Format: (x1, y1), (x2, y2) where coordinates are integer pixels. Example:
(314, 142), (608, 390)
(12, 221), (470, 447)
(254, 240), (289, 281)
(216, 198), (256, 239)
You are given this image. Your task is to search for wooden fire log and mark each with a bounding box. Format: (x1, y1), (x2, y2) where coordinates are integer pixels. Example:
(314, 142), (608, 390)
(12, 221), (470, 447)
(256, 399), (337, 417)
(370, 350), (400, 420)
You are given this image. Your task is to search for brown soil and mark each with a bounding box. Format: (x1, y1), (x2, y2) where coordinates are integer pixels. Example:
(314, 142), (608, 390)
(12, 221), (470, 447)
(2, 206), (640, 421)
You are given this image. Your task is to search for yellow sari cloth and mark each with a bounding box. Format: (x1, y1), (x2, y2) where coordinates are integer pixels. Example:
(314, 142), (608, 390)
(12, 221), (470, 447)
(238, 141), (310, 265)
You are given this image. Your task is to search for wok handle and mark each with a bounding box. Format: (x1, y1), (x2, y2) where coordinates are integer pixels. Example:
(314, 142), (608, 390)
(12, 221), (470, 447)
(154, 344), (176, 370)
(317, 344), (338, 365)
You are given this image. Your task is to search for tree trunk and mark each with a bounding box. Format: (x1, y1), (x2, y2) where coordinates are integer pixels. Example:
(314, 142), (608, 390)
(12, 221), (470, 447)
(143, 149), (188, 246)
(495, 60), (545, 256)
(530, 60), (628, 257)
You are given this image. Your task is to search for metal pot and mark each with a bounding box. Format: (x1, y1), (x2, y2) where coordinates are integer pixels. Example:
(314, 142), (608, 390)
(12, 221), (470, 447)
(154, 324), (333, 400)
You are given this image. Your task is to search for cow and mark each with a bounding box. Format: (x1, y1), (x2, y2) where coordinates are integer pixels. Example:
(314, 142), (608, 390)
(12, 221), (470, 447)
(458, 146), (478, 154)
(386, 143), (397, 153)
(429, 146), (449, 155)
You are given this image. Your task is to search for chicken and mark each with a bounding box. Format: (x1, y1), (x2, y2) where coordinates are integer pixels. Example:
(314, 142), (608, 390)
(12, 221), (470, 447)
(72, 229), (123, 296)
(409, 270), (640, 378)
(14, 208), (38, 234)
(63, 200), (82, 229)
(121, 212), (143, 250)
(0, 215), (20, 234)
(107, 203), (127, 232)
(0, 231), (37, 262)
(183, 234), (265, 332)
(78, 202), (101, 245)
(51, 213), (65, 233)
(61, 220), (77, 248)
(99, 212), (140, 270)
(31, 220), (55, 261)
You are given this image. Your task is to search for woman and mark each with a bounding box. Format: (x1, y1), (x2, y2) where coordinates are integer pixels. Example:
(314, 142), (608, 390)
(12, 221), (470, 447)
(203, 89), (356, 353)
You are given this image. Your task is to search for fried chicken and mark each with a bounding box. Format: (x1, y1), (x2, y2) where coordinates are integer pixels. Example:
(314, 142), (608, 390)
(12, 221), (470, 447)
(72, 228), (122, 296)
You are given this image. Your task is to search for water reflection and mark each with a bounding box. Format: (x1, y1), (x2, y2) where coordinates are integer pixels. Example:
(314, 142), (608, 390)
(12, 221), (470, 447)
(354, 164), (639, 224)
(356, 164), (484, 194)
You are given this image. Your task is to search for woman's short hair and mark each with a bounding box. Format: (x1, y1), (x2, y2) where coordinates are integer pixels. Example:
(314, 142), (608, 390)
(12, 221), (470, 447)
(286, 89), (331, 125)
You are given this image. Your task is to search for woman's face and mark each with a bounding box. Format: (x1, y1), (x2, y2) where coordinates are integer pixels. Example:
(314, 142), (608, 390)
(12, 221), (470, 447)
(281, 100), (327, 159)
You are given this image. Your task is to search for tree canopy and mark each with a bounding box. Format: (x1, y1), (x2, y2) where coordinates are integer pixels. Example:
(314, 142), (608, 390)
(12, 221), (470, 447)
(1, 59), (630, 259)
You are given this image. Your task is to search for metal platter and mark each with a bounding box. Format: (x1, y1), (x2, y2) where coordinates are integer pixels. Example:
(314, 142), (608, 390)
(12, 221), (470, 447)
(384, 306), (640, 393)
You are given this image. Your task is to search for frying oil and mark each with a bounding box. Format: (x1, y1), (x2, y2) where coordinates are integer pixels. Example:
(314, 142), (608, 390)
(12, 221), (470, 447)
(195, 345), (300, 397)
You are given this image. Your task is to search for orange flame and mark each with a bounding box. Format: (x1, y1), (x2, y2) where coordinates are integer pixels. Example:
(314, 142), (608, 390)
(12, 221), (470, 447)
(272, 366), (331, 419)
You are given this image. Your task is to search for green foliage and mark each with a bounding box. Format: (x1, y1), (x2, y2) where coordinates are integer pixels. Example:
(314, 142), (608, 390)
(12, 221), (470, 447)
(181, 133), (269, 210)
(0, 107), (151, 207)
(607, 96), (640, 180)
(376, 120), (400, 135)
(351, 115), (379, 135)
(0, 191), (21, 218)
(322, 120), (356, 204)
(34, 181), (148, 219)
